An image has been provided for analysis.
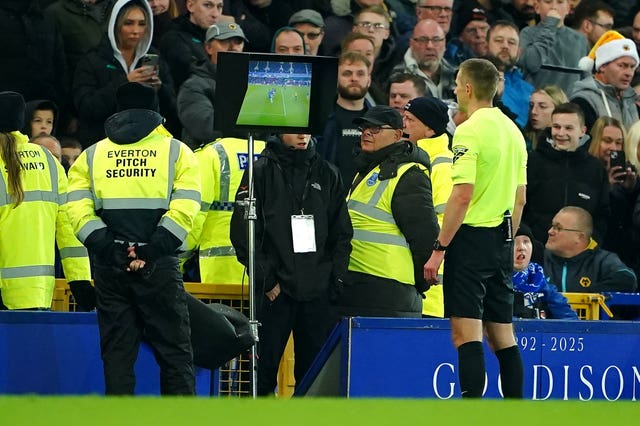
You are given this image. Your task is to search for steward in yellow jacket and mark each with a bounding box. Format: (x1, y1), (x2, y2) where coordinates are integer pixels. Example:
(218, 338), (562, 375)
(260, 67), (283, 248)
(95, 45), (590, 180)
(66, 82), (201, 395)
(0, 91), (90, 310)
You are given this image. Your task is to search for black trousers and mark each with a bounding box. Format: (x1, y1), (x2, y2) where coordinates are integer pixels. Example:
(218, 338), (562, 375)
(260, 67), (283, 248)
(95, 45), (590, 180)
(256, 292), (333, 396)
(94, 256), (195, 395)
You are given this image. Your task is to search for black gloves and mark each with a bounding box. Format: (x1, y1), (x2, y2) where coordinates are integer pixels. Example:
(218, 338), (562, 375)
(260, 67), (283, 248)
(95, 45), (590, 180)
(69, 281), (96, 311)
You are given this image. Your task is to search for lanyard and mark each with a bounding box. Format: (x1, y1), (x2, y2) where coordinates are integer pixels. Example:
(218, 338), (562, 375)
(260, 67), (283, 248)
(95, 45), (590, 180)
(275, 163), (312, 214)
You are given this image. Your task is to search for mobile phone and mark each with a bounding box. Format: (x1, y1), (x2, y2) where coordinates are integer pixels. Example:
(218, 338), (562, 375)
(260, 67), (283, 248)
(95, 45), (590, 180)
(139, 53), (159, 70)
(610, 150), (626, 170)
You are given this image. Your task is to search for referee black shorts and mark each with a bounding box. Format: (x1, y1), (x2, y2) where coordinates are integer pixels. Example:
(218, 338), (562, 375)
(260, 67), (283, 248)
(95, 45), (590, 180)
(443, 224), (514, 323)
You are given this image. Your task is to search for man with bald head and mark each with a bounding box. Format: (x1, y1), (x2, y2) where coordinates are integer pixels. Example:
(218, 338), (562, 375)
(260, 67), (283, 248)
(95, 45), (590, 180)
(392, 18), (457, 101)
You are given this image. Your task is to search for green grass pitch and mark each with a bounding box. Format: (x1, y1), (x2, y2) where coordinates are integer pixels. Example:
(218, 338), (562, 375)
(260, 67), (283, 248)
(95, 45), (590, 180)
(0, 397), (636, 425)
(237, 84), (310, 128)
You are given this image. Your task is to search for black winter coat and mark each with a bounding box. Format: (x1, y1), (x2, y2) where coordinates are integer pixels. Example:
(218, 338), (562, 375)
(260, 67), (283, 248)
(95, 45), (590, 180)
(523, 131), (610, 246)
(230, 138), (353, 302)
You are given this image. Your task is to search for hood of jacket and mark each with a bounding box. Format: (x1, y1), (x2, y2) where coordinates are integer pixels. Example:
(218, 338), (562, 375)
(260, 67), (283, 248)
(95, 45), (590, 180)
(354, 139), (430, 180)
(571, 75), (638, 103)
(263, 135), (318, 168)
(191, 59), (217, 79)
(107, 0), (153, 74)
(22, 99), (59, 137)
(104, 109), (164, 144)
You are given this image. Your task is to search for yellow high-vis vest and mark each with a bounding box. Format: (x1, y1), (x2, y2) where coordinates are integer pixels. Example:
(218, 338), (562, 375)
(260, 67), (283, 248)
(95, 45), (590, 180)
(0, 131), (90, 309)
(188, 138), (265, 285)
(348, 162), (422, 285)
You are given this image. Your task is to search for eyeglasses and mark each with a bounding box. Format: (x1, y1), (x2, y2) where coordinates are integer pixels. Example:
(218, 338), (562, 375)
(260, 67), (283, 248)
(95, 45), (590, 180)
(300, 31), (323, 40)
(550, 223), (584, 233)
(417, 5), (453, 14)
(358, 125), (395, 134)
(412, 36), (446, 45)
(588, 19), (614, 30)
(354, 21), (389, 32)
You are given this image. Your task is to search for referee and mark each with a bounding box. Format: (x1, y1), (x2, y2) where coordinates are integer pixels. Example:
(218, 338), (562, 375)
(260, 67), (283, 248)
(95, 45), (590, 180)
(424, 59), (527, 398)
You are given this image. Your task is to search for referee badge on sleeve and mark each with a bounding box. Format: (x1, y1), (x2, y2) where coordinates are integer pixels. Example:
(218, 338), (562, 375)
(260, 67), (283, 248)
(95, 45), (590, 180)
(452, 146), (468, 163)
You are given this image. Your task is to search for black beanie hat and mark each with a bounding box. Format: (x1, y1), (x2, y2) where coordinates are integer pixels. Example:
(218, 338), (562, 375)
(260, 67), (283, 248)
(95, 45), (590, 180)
(404, 97), (449, 136)
(116, 82), (159, 112)
(516, 222), (534, 242)
(0, 91), (26, 133)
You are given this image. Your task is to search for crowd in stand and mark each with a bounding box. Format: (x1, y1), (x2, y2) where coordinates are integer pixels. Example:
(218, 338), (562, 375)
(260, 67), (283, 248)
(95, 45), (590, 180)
(3, 0), (640, 307)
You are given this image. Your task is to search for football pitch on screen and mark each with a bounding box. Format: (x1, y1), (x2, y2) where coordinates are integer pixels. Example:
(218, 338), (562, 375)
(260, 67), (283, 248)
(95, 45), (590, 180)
(237, 84), (310, 128)
(0, 397), (635, 425)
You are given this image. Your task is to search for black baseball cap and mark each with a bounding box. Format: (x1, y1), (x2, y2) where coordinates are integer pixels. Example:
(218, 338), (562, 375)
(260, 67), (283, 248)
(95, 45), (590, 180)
(353, 105), (403, 129)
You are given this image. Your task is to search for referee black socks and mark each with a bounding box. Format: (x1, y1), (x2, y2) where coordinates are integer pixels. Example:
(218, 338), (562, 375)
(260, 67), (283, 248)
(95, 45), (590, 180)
(495, 345), (524, 398)
(457, 341), (485, 398)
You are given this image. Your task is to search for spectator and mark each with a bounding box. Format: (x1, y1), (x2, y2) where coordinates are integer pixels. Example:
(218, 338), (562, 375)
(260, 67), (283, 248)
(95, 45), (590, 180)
(512, 223), (578, 319)
(415, 0), (454, 35)
(73, 0), (178, 147)
(0, 91), (91, 311)
(518, 0), (588, 94)
(148, 0), (180, 47)
(487, 20), (534, 129)
(445, 4), (490, 67)
(271, 26), (305, 54)
(30, 134), (63, 162)
(159, 0), (223, 91)
(570, 0), (615, 49)
(503, 0), (537, 29)
(289, 9), (325, 56)
(388, 72), (428, 113)
(66, 82), (201, 395)
(573, 31), (639, 131)
(587, 116), (640, 273)
(60, 136), (84, 170)
(523, 102), (610, 250)
(392, 18), (457, 101)
(523, 85), (568, 150)
(230, 132), (352, 396)
(317, 52), (372, 190)
(236, 1), (294, 52)
(341, 32), (382, 105)
(332, 106), (439, 318)
(178, 22), (248, 149)
(402, 96), (452, 318)
(22, 100), (58, 138)
(544, 206), (637, 293)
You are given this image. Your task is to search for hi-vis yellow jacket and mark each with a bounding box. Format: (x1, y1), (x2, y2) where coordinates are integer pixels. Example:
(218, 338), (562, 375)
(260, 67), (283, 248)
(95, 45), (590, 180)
(0, 132), (90, 309)
(348, 162), (421, 285)
(66, 122), (201, 257)
(187, 137), (265, 285)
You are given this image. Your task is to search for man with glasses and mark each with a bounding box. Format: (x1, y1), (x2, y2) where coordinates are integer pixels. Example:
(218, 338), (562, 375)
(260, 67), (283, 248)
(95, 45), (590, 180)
(289, 9), (325, 56)
(571, 0), (614, 49)
(523, 102), (609, 248)
(544, 206), (636, 294)
(392, 19), (456, 101)
(416, 0), (453, 35)
(331, 105), (439, 318)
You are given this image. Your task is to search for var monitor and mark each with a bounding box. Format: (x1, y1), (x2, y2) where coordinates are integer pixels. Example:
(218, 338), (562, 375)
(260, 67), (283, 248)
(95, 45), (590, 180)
(214, 52), (338, 135)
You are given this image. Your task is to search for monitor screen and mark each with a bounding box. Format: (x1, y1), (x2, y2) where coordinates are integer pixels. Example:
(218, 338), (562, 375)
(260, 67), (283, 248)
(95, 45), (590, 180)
(214, 52), (338, 135)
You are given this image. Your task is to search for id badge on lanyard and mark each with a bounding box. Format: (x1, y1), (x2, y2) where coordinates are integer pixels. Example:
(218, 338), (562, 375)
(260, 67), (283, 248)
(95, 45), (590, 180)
(291, 214), (316, 253)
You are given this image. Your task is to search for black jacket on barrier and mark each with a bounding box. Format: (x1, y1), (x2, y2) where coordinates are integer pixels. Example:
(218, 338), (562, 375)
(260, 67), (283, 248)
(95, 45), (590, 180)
(230, 137), (353, 302)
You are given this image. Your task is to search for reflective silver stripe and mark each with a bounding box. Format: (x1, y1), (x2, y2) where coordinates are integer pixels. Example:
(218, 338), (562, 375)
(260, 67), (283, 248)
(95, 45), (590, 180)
(58, 192), (67, 204)
(352, 229), (409, 248)
(1, 265), (55, 279)
(348, 199), (395, 223)
(210, 201), (234, 211)
(0, 172), (7, 206)
(434, 203), (446, 214)
(22, 190), (59, 203)
(201, 246), (236, 257)
(101, 198), (169, 210)
(172, 189), (200, 202)
(213, 143), (231, 202)
(68, 189), (94, 202)
(200, 200), (211, 212)
(432, 156), (452, 167)
(44, 148), (59, 200)
(85, 145), (101, 210)
(59, 246), (89, 259)
(167, 139), (180, 199)
(160, 216), (188, 241)
(369, 178), (390, 206)
(77, 220), (107, 243)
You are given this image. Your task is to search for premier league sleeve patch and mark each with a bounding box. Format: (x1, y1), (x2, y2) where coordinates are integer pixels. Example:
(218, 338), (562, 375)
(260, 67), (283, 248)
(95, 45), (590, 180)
(452, 146), (468, 163)
(366, 172), (379, 186)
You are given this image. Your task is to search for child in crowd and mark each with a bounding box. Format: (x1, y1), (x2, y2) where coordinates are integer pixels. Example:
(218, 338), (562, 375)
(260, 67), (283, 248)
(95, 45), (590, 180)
(22, 100), (58, 137)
